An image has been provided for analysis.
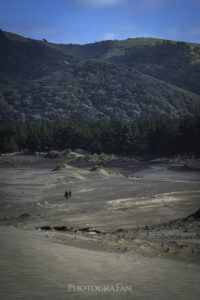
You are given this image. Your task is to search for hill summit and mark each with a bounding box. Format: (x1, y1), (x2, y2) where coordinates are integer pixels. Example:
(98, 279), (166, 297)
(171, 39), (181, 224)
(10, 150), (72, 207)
(0, 30), (200, 121)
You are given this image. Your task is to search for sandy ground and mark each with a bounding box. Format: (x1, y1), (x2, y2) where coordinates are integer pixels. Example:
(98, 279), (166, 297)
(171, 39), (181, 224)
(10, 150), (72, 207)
(0, 155), (200, 299)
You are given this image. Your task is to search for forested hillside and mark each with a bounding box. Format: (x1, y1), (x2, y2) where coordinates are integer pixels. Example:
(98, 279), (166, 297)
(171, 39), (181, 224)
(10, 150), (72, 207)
(1, 115), (200, 157)
(0, 30), (200, 121)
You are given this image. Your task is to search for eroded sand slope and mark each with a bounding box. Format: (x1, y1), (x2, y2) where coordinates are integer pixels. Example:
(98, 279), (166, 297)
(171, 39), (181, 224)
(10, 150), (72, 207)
(0, 156), (200, 299)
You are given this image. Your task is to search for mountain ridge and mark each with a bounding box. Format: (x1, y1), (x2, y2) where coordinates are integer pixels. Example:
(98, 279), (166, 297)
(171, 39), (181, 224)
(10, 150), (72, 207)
(0, 30), (200, 122)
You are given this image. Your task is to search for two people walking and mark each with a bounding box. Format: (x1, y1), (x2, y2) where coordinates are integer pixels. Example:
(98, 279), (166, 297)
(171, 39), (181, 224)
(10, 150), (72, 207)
(64, 190), (72, 199)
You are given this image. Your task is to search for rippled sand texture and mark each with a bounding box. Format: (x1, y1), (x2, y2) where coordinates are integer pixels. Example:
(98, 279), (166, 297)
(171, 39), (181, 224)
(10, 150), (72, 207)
(0, 226), (200, 300)
(0, 158), (200, 299)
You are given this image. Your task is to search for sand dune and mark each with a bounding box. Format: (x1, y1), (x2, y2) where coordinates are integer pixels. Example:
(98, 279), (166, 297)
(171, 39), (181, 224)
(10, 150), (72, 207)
(0, 156), (200, 299)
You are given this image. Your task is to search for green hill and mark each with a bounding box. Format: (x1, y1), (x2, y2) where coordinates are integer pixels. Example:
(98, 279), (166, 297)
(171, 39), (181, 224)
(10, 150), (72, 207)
(0, 30), (200, 121)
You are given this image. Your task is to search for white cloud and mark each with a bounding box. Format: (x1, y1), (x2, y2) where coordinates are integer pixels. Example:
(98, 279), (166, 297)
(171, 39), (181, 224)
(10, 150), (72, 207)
(75, 0), (168, 11)
(187, 26), (200, 38)
(162, 27), (181, 40)
(101, 32), (118, 40)
(2, 20), (59, 37)
(127, 0), (168, 14)
(75, 0), (125, 9)
(1, 19), (87, 44)
(161, 26), (200, 42)
(138, 0), (166, 12)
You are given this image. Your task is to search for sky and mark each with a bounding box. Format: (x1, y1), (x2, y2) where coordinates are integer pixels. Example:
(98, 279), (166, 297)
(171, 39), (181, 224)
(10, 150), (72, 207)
(0, 0), (200, 44)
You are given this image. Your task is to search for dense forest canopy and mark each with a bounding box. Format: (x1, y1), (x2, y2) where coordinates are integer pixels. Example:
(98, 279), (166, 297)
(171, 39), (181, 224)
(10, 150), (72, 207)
(0, 30), (200, 122)
(1, 115), (200, 158)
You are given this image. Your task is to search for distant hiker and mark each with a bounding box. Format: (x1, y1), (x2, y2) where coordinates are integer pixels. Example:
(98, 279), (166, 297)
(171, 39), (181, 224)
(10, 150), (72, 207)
(65, 191), (69, 199)
(69, 190), (72, 198)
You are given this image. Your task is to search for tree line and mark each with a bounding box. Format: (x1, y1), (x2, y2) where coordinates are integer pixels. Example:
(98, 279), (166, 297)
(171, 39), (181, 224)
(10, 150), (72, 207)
(0, 115), (200, 158)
